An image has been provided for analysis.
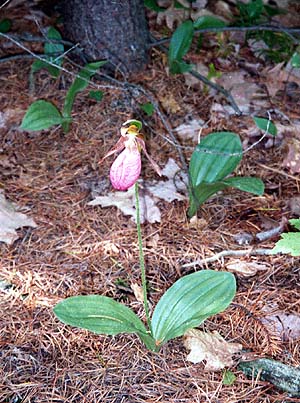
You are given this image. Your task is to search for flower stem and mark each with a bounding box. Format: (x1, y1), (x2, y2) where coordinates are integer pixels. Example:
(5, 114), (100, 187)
(134, 182), (152, 334)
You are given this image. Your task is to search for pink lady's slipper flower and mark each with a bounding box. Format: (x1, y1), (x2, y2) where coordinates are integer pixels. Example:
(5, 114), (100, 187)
(100, 120), (161, 190)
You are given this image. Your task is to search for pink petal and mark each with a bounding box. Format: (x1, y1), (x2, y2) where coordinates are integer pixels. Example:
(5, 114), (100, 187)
(110, 147), (141, 190)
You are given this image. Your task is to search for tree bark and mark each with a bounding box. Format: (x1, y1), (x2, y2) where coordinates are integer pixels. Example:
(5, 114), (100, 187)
(61, 0), (149, 75)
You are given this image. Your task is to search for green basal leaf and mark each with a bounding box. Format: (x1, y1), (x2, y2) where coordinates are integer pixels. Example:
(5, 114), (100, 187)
(152, 270), (236, 346)
(168, 20), (194, 71)
(271, 233), (300, 257)
(62, 61), (106, 132)
(54, 295), (157, 351)
(189, 132), (242, 187)
(140, 102), (154, 116)
(222, 176), (264, 195)
(20, 100), (63, 131)
(193, 15), (227, 30)
(89, 90), (104, 102)
(0, 18), (12, 33)
(253, 116), (277, 136)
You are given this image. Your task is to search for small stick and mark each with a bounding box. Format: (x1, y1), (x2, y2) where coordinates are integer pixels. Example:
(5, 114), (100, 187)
(182, 248), (275, 268)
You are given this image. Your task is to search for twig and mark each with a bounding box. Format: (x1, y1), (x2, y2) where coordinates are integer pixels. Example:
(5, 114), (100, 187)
(149, 25), (300, 48)
(3, 32), (78, 48)
(182, 248), (275, 268)
(0, 53), (43, 62)
(257, 163), (300, 183)
(0, 31), (122, 90)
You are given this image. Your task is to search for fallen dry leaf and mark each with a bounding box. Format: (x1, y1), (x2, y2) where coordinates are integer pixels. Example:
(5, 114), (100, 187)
(216, 71), (268, 114)
(88, 185), (161, 224)
(282, 137), (300, 174)
(131, 283), (144, 303)
(158, 94), (181, 114)
(226, 260), (268, 277)
(261, 312), (300, 341)
(263, 62), (300, 98)
(174, 118), (206, 142)
(184, 329), (243, 370)
(0, 192), (37, 245)
(156, 0), (208, 30)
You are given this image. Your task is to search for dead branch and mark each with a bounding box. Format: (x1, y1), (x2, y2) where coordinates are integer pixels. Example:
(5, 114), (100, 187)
(182, 248), (275, 268)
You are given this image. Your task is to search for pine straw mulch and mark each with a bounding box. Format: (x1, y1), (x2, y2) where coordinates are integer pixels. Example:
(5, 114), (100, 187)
(1, 20), (300, 403)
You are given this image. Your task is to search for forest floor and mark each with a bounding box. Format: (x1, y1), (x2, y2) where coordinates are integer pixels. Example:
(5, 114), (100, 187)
(1, 2), (300, 403)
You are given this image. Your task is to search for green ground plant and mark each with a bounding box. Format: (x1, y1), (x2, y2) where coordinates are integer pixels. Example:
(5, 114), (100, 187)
(188, 131), (264, 217)
(21, 61), (105, 133)
(272, 218), (300, 257)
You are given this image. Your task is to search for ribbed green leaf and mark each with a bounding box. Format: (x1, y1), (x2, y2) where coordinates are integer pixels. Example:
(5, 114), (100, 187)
(222, 176), (264, 195)
(168, 20), (194, 72)
(152, 270), (236, 346)
(54, 295), (156, 351)
(189, 132), (242, 187)
(20, 100), (63, 131)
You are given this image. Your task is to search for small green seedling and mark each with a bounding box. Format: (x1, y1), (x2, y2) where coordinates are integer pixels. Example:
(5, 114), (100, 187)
(188, 131), (264, 217)
(140, 102), (154, 116)
(21, 61), (106, 133)
(31, 27), (64, 79)
(272, 218), (300, 257)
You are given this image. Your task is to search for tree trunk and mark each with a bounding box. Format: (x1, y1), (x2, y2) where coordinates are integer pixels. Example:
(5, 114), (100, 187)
(61, 0), (149, 74)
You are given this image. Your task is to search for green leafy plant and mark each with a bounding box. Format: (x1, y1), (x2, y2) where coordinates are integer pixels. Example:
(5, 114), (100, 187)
(234, 0), (293, 62)
(21, 61), (106, 133)
(140, 102), (154, 116)
(53, 120), (236, 353)
(31, 27), (64, 79)
(188, 131), (264, 217)
(168, 20), (194, 74)
(168, 16), (227, 74)
(272, 218), (300, 257)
